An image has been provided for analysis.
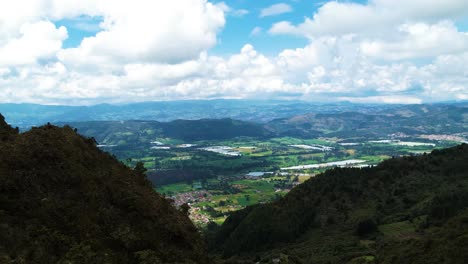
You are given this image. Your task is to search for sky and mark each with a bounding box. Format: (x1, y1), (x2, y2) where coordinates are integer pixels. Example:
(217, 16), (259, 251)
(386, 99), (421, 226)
(0, 0), (467, 105)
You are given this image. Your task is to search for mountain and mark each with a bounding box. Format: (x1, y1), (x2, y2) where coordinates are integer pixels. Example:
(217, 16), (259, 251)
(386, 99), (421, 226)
(57, 104), (467, 147)
(266, 104), (468, 138)
(0, 100), (394, 128)
(211, 144), (468, 263)
(0, 114), (207, 264)
(64, 118), (271, 144)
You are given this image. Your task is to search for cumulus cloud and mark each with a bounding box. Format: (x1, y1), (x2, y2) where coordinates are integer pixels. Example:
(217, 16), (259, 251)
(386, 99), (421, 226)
(0, 0), (467, 105)
(269, 1), (468, 60)
(60, 0), (225, 64)
(360, 21), (468, 60)
(270, 0), (468, 38)
(260, 3), (292, 18)
(0, 21), (67, 66)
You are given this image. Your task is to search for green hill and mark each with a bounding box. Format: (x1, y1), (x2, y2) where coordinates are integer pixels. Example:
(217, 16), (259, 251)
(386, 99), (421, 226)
(265, 104), (468, 138)
(65, 118), (271, 145)
(61, 104), (467, 147)
(0, 114), (207, 264)
(212, 144), (468, 263)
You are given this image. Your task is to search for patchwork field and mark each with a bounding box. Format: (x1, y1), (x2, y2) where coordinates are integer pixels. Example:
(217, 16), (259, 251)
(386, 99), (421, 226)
(101, 135), (462, 226)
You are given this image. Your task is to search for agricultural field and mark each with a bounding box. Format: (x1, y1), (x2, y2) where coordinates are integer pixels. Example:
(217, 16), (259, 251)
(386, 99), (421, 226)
(101, 135), (462, 227)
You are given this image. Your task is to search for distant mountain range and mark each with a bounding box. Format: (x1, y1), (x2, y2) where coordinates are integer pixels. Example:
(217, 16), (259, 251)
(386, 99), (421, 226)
(59, 103), (467, 145)
(266, 103), (468, 139)
(0, 100), (418, 128)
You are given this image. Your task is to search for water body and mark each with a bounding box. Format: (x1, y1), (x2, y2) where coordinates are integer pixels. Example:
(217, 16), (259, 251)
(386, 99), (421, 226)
(281, 159), (367, 170)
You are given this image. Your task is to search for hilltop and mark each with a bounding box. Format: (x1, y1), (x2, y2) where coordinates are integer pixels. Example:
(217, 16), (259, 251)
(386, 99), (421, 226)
(212, 144), (468, 263)
(0, 114), (207, 263)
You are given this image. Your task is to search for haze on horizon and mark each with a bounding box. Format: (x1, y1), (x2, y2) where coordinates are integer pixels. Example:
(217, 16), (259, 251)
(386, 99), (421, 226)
(0, 0), (467, 105)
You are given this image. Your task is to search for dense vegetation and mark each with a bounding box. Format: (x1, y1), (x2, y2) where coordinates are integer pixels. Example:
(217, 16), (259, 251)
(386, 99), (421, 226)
(1, 109), (467, 264)
(0, 114), (207, 264)
(65, 118), (271, 144)
(212, 144), (468, 263)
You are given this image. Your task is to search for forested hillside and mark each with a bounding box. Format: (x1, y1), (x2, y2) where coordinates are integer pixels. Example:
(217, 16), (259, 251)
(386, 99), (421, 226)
(0, 114), (207, 264)
(65, 118), (270, 144)
(2, 111), (467, 264)
(212, 144), (468, 263)
(59, 104), (467, 147)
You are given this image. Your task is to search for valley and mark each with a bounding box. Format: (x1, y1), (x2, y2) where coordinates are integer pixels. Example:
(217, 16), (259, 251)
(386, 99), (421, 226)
(2, 1), (468, 262)
(1, 102), (467, 263)
(52, 103), (467, 228)
(96, 133), (463, 226)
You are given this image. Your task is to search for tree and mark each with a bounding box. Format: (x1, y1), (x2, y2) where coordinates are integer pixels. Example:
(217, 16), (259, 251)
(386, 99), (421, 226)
(180, 203), (190, 215)
(134, 161), (147, 176)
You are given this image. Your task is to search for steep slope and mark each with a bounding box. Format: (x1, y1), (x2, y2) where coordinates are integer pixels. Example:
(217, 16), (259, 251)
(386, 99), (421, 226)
(0, 114), (207, 264)
(213, 144), (468, 263)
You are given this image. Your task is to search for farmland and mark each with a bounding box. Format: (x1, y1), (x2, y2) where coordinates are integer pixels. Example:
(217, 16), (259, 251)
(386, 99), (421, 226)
(60, 103), (467, 227)
(104, 135), (461, 226)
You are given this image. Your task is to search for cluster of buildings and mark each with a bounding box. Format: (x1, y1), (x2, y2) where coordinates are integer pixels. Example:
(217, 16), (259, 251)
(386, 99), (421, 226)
(189, 207), (210, 225)
(171, 190), (211, 207)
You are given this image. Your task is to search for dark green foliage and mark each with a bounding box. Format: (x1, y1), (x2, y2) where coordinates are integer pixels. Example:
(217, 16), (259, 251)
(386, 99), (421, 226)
(356, 219), (377, 237)
(134, 161), (147, 176)
(0, 114), (207, 263)
(0, 114), (18, 140)
(66, 118), (271, 144)
(212, 144), (468, 263)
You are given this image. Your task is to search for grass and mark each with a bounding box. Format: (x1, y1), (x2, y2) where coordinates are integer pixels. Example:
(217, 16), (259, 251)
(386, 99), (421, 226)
(298, 175), (314, 183)
(378, 221), (416, 238)
(136, 136), (456, 226)
(157, 183), (193, 195)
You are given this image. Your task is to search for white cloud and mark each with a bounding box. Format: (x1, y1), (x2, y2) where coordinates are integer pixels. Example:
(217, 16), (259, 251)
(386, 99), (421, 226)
(338, 96), (423, 104)
(210, 2), (248, 17)
(0, 21), (67, 66)
(59, 0), (225, 65)
(269, 0), (468, 62)
(270, 0), (468, 38)
(250, 27), (262, 36)
(231, 9), (249, 17)
(360, 21), (468, 60)
(260, 3), (292, 18)
(0, 0), (466, 105)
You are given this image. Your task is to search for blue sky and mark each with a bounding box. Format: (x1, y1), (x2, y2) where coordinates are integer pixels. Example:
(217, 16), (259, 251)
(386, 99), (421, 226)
(57, 0), (374, 55)
(212, 0), (314, 55)
(0, 0), (467, 105)
(57, 1), (468, 56)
